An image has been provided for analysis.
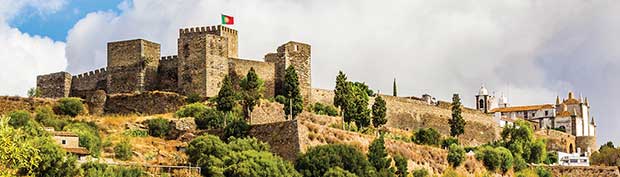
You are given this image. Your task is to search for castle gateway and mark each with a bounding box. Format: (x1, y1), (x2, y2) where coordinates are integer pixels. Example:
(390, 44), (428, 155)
(37, 25), (312, 101)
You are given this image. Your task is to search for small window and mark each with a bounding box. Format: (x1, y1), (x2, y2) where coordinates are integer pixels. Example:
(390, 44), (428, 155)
(61, 140), (66, 145)
(532, 112), (536, 117)
(545, 111), (549, 116)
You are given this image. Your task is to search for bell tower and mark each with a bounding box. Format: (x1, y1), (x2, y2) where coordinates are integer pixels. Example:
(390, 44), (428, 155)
(475, 85), (492, 113)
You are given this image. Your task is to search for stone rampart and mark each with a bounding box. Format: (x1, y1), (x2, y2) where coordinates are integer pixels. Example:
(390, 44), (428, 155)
(70, 68), (108, 98)
(540, 165), (620, 177)
(535, 129), (575, 153)
(248, 120), (301, 161)
(249, 100), (286, 125)
(228, 58), (276, 98)
(104, 91), (185, 115)
(37, 72), (72, 98)
(157, 55), (178, 92)
(575, 136), (597, 153)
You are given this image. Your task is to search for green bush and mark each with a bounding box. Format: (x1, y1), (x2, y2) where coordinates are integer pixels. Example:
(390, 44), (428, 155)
(412, 128), (441, 146)
(185, 93), (202, 104)
(64, 122), (101, 157)
(81, 162), (146, 177)
(122, 129), (148, 137)
(35, 107), (68, 130)
(447, 144), (465, 167)
(393, 155), (408, 177)
(223, 119), (250, 141)
(55, 97), (84, 117)
(275, 95), (287, 104)
(296, 144), (373, 177)
(441, 137), (459, 149)
(496, 147), (513, 173)
(174, 103), (208, 118)
(535, 167), (552, 177)
(323, 167), (358, 177)
(114, 140), (133, 161)
(311, 102), (339, 116)
(147, 118), (170, 138)
(475, 146), (501, 172)
(512, 156), (527, 172)
(194, 108), (224, 129)
(412, 168), (429, 177)
(543, 151), (558, 165)
(8, 110), (31, 128)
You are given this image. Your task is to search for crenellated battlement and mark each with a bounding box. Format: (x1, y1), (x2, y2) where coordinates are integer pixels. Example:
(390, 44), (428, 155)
(179, 25), (238, 36)
(160, 55), (178, 61)
(72, 68), (107, 79)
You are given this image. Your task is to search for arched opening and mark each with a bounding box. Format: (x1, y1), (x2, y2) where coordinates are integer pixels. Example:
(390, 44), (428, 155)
(569, 144), (574, 153)
(479, 99), (485, 109)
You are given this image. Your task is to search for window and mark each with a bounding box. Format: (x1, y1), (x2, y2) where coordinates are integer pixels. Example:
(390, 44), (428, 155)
(294, 45), (298, 51)
(545, 110), (549, 116)
(479, 99), (485, 109)
(61, 140), (66, 145)
(532, 112), (536, 117)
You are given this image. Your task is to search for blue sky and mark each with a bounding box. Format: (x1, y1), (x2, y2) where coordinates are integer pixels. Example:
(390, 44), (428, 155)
(9, 0), (123, 41)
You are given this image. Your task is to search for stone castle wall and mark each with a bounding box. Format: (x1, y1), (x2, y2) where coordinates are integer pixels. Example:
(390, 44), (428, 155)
(107, 39), (161, 94)
(265, 42), (312, 103)
(157, 55), (179, 92)
(575, 136), (597, 153)
(228, 58), (276, 98)
(70, 68), (107, 98)
(542, 166), (620, 177)
(178, 29), (229, 97)
(248, 120), (301, 161)
(535, 129), (576, 153)
(104, 91), (185, 115)
(37, 72), (72, 98)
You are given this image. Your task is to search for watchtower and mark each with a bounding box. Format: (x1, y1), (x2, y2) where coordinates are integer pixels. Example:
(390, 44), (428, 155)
(106, 39), (161, 94)
(177, 26), (234, 97)
(265, 41), (312, 103)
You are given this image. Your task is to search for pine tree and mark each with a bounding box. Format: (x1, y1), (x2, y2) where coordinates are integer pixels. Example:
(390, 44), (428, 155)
(449, 94), (466, 137)
(392, 78), (397, 97)
(216, 75), (237, 126)
(283, 66), (303, 119)
(368, 135), (394, 175)
(240, 67), (264, 122)
(352, 84), (371, 129)
(334, 71), (348, 114)
(372, 95), (387, 128)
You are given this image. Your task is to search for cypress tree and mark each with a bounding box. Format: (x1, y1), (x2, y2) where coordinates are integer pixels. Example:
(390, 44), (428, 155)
(394, 155), (408, 177)
(283, 66), (303, 119)
(368, 135), (394, 175)
(216, 75), (237, 126)
(449, 94), (466, 137)
(240, 67), (264, 121)
(392, 78), (397, 97)
(372, 95), (387, 128)
(334, 71), (348, 114)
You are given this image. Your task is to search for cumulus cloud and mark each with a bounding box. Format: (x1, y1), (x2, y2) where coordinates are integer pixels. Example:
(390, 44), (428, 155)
(0, 0), (67, 96)
(65, 0), (619, 143)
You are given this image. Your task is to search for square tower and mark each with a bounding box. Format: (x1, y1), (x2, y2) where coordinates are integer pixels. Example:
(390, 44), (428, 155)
(37, 71), (72, 98)
(177, 26), (230, 97)
(106, 39), (161, 94)
(265, 41), (312, 103)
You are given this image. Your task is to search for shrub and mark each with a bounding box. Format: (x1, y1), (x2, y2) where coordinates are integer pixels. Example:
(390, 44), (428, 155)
(441, 137), (459, 149)
(81, 162), (146, 177)
(114, 140), (133, 161)
(412, 168), (429, 177)
(35, 107), (68, 130)
(323, 167), (358, 177)
(223, 119), (250, 141)
(174, 103), (208, 118)
(543, 151), (558, 165)
(185, 93), (202, 104)
(393, 155), (408, 177)
(512, 156), (527, 172)
(447, 144), (466, 167)
(475, 146), (501, 172)
(412, 128), (441, 146)
(194, 108), (225, 129)
(535, 167), (552, 177)
(312, 102), (339, 116)
(122, 129), (148, 137)
(275, 95), (287, 104)
(8, 110), (31, 128)
(147, 118), (170, 138)
(496, 147), (513, 173)
(64, 122), (101, 157)
(296, 144), (373, 177)
(55, 97), (84, 117)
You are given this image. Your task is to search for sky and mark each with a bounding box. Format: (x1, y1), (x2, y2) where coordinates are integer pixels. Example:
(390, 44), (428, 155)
(0, 0), (618, 145)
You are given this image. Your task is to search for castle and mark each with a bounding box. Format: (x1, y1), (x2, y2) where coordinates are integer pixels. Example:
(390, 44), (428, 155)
(475, 85), (597, 164)
(36, 25), (311, 101)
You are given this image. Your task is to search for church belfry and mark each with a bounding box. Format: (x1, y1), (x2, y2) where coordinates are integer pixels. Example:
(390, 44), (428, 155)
(475, 85), (493, 113)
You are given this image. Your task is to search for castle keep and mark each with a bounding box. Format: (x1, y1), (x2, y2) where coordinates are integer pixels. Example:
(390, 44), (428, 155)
(37, 25), (311, 101)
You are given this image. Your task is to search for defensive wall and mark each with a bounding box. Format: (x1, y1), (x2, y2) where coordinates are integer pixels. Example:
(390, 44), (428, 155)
(535, 129), (576, 153)
(540, 165), (620, 177)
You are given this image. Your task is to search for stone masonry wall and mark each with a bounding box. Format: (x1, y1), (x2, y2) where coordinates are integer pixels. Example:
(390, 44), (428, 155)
(542, 166), (620, 177)
(535, 129), (575, 153)
(0, 96), (56, 115)
(575, 136), (597, 153)
(228, 58), (276, 98)
(249, 100), (286, 125)
(107, 39), (161, 94)
(37, 72), (72, 98)
(248, 120), (301, 161)
(157, 55), (178, 92)
(309, 89), (499, 146)
(70, 68), (107, 98)
(104, 91), (185, 115)
(178, 29), (228, 97)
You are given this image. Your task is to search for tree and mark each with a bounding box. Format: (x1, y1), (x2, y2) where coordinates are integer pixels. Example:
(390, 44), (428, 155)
(527, 139), (547, 164)
(412, 169), (428, 177)
(8, 110), (31, 128)
(55, 97), (84, 117)
(185, 93), (202, 104)
(283, 66), (304, 119)
(240, 67), (264, 121)
(392, 78), (397, 97)
(447, 144), (465, 167)
(216, 75), (238, 113)
(449, 94), (465, 137)
(174, 103), (208, 118)
(412, 128), (441, 146)
(393, 155), (408, 177)
(600, 141), (615, 151)
(114, 139), (133, 161)
(496, 147), (514, 173)
(543, 151), (558, 165)
(475, 146), (502, 172)
(441, 137), (459, 149)
(224, 150), (301, 177)
(323, 167), (358, 177)
(147, 118), (171, 138)
(368, 135), (393, 175)
(187, 135), (230, 176)
(224, 119), (250, 141)
(590, 146), (620, 166)
(334, 71), (349, 115)
(31, 137), (79, 177)
(0, 118), (41, 176)
(27, 87), (40, 98)
(372, 96), (387, 128)
(195, 108), (225, 129)
(311, 103), (339, 116)
(296, 144), (373, 177)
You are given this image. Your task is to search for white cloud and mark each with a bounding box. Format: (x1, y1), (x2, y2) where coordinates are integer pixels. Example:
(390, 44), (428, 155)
(65, 0), (620, 144)
(0, 0), (67, 96)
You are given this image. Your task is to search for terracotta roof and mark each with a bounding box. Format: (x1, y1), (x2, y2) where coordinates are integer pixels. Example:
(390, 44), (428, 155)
(51, 131), (78, 137)
(490, 104), (554, 113)
(563, 98), (581, 105)
(63, 147), (90, 155)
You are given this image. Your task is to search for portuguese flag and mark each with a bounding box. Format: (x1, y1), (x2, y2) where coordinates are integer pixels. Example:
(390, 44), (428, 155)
(222, 14), (234, 25)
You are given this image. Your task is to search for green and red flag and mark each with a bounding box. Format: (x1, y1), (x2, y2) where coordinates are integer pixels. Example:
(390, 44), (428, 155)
(222, 14), (234, 25)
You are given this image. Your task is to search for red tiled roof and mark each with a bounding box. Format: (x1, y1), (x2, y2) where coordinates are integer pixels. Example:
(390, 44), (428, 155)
(63, 147), (89, 155)
(490, 104), (554, 113)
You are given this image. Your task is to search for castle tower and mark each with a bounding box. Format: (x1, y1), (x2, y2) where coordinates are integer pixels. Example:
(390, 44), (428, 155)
(106, 39), (161, 94)
(177, 26), (233, 97)
(475, 85), (492, 113)
(265, 41), (312, 103)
